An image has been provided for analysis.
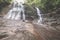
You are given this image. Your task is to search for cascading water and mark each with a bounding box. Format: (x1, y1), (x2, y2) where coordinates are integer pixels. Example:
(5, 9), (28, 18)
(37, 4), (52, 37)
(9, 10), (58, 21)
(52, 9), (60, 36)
(4, 0), (26, 21)
(35, 7), (42, 23)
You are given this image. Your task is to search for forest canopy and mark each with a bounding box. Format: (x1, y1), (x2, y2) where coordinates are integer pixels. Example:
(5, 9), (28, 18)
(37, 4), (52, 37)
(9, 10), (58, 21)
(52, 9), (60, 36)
(26, 0), (60, 12)
(0, 0), (60, 12)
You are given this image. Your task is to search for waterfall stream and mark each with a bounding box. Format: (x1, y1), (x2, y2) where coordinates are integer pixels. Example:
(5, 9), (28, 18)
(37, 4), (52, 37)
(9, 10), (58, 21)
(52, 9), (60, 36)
(4, 0), (25, 21)
(4, 0), (42, 23)
(35, 7), (42, 23)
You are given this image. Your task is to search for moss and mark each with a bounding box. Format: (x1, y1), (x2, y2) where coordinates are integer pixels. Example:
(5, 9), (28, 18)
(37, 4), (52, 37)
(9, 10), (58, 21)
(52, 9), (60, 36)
(0, 0), (12, 12)
(24, 4), (38, 19)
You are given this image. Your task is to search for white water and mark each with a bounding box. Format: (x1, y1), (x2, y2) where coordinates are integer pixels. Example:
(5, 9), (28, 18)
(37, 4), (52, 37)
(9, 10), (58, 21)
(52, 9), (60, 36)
(35, 7), (42, 23)
(4, 0), (25, 21)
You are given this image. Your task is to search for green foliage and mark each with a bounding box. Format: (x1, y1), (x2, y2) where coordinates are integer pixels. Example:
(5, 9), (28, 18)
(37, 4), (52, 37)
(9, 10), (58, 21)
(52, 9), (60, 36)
(0, 0), (12, 3)
(0, 0), (12, 12)
(25, 0), (60, 12)
(26, 0), (41, 7)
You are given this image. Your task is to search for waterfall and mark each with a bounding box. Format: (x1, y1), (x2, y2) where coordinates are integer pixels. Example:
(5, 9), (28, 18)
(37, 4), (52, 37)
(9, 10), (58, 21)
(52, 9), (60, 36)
(4, 0), (26, 21)
(22, 9), (25, 21)
(35, 7), (42, 23)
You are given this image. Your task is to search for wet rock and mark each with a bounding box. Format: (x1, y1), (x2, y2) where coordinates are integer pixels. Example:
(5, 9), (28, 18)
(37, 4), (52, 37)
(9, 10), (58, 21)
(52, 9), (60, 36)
(0, 32), (8, 39)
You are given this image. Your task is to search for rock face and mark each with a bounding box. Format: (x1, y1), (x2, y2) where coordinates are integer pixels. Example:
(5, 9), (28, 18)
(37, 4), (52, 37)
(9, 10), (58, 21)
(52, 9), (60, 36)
(0, 18), (44, 40)
(0, 4), (60, 40)
(32, 8), (60, 40)
(42, 8), (60, 30)
(40, 8), (60, 40)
